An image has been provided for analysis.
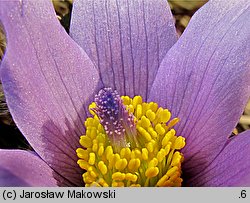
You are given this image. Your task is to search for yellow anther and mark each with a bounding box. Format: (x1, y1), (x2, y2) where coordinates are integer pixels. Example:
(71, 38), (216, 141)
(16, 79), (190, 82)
(137, 126), (152, 142)
(89, 102), (96, 115)
(96, 133), (105, 143)
(97, 123), (104, 133)
(171, 152), (182, 167)
(148, 127), (158, 138)
(157, 149), (166, 162)
(88, 152), (96, 165)
(76, 148), (89, 160)
(148, 102), (158, 112)
(159, 109), (171, 123)
(142, 148), (148, 160)
(136, 104), (143, 119)
(84, 119), (90, 127)
(162, 180), (172, 187)
(162, 129), (175, 146)
(85, 117), (99, 127)
(169, 135), (177, 144)
(128, 104), (134, 114)
(146, 141), (154, 153)
(92, 139), (98, 145)
(121, 96), (131, 105)
(164, 144), (171, 155)
(105, 146), (113, 160)
(90, 182), (101, 187)
(156, 174), (169, 186)
(108, 153), (119, 168)
(174, 136), (186, 149)
(155, 107), (163, 118)
(128, 158), (141, 171)
(155, 123), (165, 135)
(112, 172), (126, 181)
(132, 96), (143, 108)
(98, 144), (104, 156)
(148, 158), (158, 168)
(85, 118), (97, 128)
(168, 118), (179, 128)
(83, 172), (95, 184)
(98, 178), (109, 187)
(93, 115), (100, 122)
(114, 153), (121, 162)
(166, 166), (178, 177)
(146, 109), (156, 121)
(89, 170), (98, 178)
(98, 161), (108, 175)
(120, 148), (131, 160)
(79, 135), (92, 148)
(77, 160), (90, 170)
(115, 158), (128, 170)
(130, 184), (141, 187)
(131, 149), (141, 159)
(145, 167), (159, 178)
(88, 127), (97, 139)
(87, 166), (95, 172)
(125, 173), (138, 182)
(130, 150), (136, 159)
(141, 103), (149, 115)
(112, 182), (125, 187)
(141, 116), (151, 128)
(173, 178), (183, 187)
(92, 142), (98, 152)
(169, 172), (180, 182)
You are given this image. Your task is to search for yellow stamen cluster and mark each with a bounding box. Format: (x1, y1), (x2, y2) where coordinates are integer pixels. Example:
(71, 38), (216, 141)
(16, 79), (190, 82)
(76, 95), (185, 187)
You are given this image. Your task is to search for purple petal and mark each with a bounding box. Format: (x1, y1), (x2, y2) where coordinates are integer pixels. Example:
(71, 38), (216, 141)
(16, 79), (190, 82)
(149, 0), (250, 177)
(0, 150), (57, 186)
(185, 130), (250, 186)
(0, 0), (100, 186)
(70, 0), (177, 99)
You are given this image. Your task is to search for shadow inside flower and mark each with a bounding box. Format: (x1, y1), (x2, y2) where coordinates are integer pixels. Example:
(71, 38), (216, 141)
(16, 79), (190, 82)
(40, 106), (89, 186)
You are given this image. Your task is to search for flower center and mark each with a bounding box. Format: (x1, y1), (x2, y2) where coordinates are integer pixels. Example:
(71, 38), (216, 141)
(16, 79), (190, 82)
(76, 88), (186, 187)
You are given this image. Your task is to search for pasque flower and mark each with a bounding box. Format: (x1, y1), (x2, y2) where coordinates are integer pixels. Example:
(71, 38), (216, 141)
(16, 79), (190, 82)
(0, 0), (250, 186)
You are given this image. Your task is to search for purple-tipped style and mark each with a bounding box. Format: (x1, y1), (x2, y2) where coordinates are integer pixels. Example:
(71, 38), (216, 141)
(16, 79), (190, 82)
(0, 0), (250, 186)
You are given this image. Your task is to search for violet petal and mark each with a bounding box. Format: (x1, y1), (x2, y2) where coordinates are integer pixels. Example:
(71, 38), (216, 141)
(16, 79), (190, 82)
(0, 0), (100, 186)
(185, 130), (250, 186)
(0, 150), (58, 186)
(70, 0), (177, 99)
(149, 0), (250, 176)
